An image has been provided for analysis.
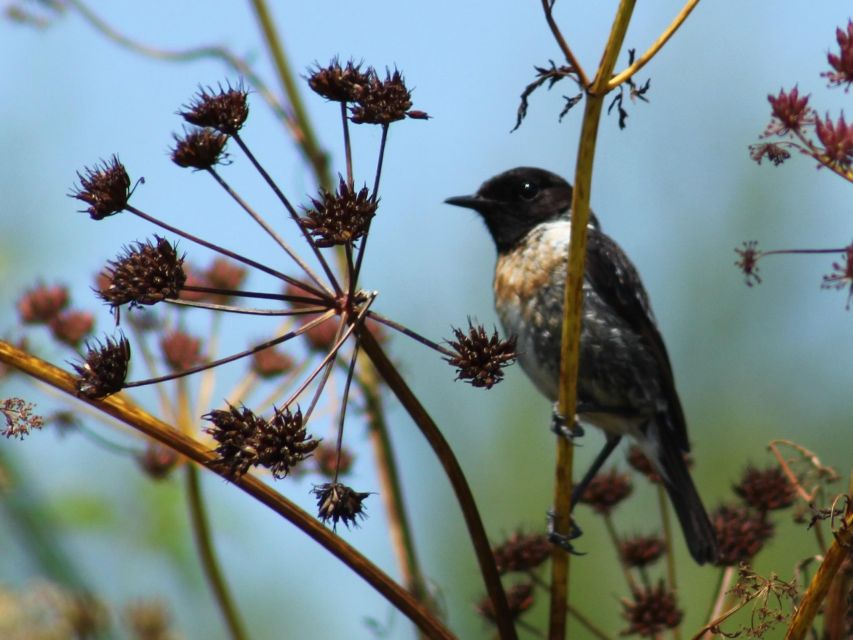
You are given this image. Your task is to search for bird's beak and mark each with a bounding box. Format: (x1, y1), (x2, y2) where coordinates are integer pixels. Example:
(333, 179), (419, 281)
(444, 194), (482, 210)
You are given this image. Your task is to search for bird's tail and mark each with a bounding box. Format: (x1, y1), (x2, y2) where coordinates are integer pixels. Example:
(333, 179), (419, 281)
(649, 432), (718, 565)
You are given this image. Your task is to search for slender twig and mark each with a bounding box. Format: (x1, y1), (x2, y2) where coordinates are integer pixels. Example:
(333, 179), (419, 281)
(0, 341), (454, 640)
(350, 124), (389, 294)
(167, 298), (330, 317)
(301, 316), (348, 422)
(657, 484), (677, 593)
(702, 566), (735, 639)
(333, 334), (361, 482)
(125, 204), (327, 298)
(359, 330), (517, 640)
(607, 0), (702, 90)
(540, 0), (590, 88)
(179, 285), (330, 307)
(367, 311), (454, 356)
(207, 167), (332, 294)
(603, 513), (637, 592)
(341, 102), (354, 189)
(550, 3), (636, 637)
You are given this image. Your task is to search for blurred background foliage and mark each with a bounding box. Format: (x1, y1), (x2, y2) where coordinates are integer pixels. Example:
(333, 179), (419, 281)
(0, 1), (850, 638)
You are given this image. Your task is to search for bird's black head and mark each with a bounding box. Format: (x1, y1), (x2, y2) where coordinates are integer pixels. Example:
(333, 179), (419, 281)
(446, 167), (594, 253)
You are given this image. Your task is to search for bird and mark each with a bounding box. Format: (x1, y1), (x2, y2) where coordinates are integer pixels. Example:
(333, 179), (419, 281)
(445, 166), (718, 564)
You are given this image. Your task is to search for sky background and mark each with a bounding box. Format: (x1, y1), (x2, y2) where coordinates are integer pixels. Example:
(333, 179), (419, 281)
(1, 2), (851, 638)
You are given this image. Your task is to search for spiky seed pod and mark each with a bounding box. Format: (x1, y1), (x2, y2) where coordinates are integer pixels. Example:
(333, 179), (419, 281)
(444, 322), (517, 389)
(312, 482), (369, 530)
(73, 335), (131, 399)
(734, 465), (796, 512)
(17, 283), (69, 324)
(204, 404), (266, 478)
(620, 534), (666, 568)
(180, 84), (249, 135)
(621, 582), (683, 637)
(578, 468), (633, 515)
(301, 177), (377, 247)
(171, 128), (228, 170)
(350, 69), (413, 125)
(98, 236), (186, 309)
(492, 531), (551, 574)
(70, 156), (132, 220)
(712, 504), (774, 567)
(307, 58), (372, 102)
(476, 582), (535, 624)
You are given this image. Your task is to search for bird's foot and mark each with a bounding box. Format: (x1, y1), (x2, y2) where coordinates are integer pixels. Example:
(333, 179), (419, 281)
(550, 408), (584, 441)
(546, 509), (585, 555)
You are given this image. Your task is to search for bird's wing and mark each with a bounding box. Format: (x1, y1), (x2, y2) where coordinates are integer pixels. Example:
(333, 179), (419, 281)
(584, 229), (689, 452)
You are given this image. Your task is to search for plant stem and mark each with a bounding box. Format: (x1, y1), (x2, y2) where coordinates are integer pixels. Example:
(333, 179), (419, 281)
(0, 340), (454, 640)
(549, 3), (635, 637)
(657, 484), (677, 592)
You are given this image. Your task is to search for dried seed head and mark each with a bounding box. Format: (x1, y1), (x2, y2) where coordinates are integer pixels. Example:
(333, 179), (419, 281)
(160, 330), (203, 372)
(620, 534), (665, 568)
(73, 335), (131, 399)
(2, 397), (44, 439)
(137, 443), (179, 480)
(312, 481), (369, 530)
(476, 582), (535, 624)
(350, 69), (417, 125)
(814, 113), (853, 169)
(302, 177), (378, 247)
(578, 468), (633, 514)
(204, 404), (319, 480)
(171, 128), (229, 170)
(823, 20), (853, 89)
(444, 322), (517, 389)
(299, 314), (341, 351)
(492, 531), (551, 574)
(17, 283), (69, 324)
(735, 241), (763, 287)
(307, 58), (372, 102)
(821, 244), (853, 309)
(766, 87), (811, 136)
(180, 83), (249, 135)
(205, 257), (247, 303)
(749, 142), (791, 166)
(312, 442), (354, 478)
(734, 465), (796, 512)
(98, 236), (187, 309)
(712, 504), (774, 566)
(71, 156), (132, 220)
(621, 582), (683, 637)
(251, 345), (294, 378)
(49, 310), (95, 347)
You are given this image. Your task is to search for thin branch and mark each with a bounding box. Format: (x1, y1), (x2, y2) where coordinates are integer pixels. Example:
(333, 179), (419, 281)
(350, 124), (389, 294)
(167, 298), (329, 317)
(540, 0), (590, 88)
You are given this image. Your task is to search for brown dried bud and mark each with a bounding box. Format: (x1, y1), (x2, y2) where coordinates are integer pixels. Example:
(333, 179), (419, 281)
(712, 504), (774, 566)
(180, 83), (249, 135)
(734, 465), (796, 512)
(734, 241), (763, 287)
(2, 397), (44, 439)
(98, 236), (186, 309)
(312, 442), (354, 478)
(476, 582), (534, 624)
(302, 177), (377, 247)
(492, 531), (551, 574)
(49, 310), (95, 347)
(73, 335), (131, 399)
(307, 58), (372, 102)
(823, 20), (853, 90)
(578, 468), (633, 514)
(17, 283), (69, 324)
(821, 244), (853, 309)
(621, 582), (683, 637)
(350, 69), (414, 125)
(444, 322), (517, 389)
(251, 345), (294, 378)
(620, 534), (665, 568)
(171, 128), (228, 170)
(312, 481), (369, 530)
(205, 257), (247, 300)
(70, 156), (132, 220)
(160, 330), (203, 372)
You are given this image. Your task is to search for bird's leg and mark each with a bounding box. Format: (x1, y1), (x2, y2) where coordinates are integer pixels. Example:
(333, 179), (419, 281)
(546, 509), (584, 555)
(570, 434), (622, 509)
(550, 404), (584, 440)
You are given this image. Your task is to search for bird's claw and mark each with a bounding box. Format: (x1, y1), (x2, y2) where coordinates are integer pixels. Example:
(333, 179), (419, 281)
(550, 409), (584, 440)
(546, 509), (585, 555)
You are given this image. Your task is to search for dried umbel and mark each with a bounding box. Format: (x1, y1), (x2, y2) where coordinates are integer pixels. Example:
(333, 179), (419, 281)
(2, 397), (44, 439)
(307, 58), (371, 103)
(621, 582), (683, 637)
(71, 155), (132, 220)
(204, 404), (319, 480)
(350, 69), (414, 125)
(444, 322), (517, 389)
(17, 283), (69, 324)
(73, 335), (131, 399)
(49, 310), (95, 348)
(492, 531), (551, 574)
(171, 128), (229, 170)
(98, 236), (187, 309)
(578, 468), (633, 515)
(160, 330), (203, 372)
(180, 83), (249, 135)
(734, 465), (796, 512)
(620, 534), (665, 568)
(712, 504), (774, 567)
(312, 481), (369, 530)
(301, 177), (377, 247)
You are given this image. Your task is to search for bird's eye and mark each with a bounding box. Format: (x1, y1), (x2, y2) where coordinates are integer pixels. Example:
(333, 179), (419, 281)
(518, 181), (539, 200)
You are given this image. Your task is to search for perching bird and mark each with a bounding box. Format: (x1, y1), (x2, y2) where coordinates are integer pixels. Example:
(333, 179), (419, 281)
(446, 167), (717, 564)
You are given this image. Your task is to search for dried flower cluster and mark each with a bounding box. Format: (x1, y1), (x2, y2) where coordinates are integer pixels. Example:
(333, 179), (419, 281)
(171, 128), (229, 170)
(712, 504), (774, 567)
(2, 397), (44, 439)
(73, 335), (131, 399)
(444, 322), (517, 389)
(312, 481), (369, 530)
(98, 236), (187, 309)
(492, 531), (551, 574)
(179, 83), (249, 135)
(70, 155), (131, 219)
(621, 582), (682, 637)
(301, 178), (377, 247)
(476, 582), (534, 624)
(578, 468), (633, 514)
(734, 465), (796, 512)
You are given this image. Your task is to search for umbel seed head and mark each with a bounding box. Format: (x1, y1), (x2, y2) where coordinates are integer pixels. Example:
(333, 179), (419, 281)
(98, 236), (187, 309)
(180, 83), (249, 136)
(301, 177), (377, 247)
(71, 155), (132, 220)
(171, 128), (229, 170)
(73, 334), (131, 399)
